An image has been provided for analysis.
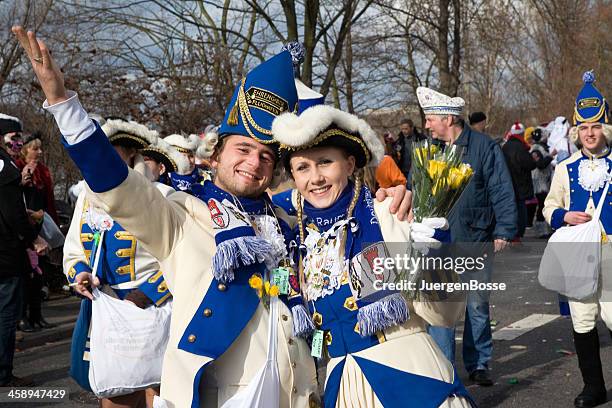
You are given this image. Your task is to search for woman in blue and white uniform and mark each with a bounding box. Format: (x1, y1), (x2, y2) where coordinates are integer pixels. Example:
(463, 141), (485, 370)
(272, 104), (474, 407)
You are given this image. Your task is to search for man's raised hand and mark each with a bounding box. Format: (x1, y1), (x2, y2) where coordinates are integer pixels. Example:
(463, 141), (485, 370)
(11, 26), (68, 105)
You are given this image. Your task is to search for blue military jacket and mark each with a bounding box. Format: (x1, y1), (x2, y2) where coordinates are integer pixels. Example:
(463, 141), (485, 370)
(64, 192), (171, 306)
(546, 150), (612, 233)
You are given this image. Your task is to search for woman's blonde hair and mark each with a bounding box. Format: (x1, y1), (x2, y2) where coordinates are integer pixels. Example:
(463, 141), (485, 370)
(21, 138), (41, 160)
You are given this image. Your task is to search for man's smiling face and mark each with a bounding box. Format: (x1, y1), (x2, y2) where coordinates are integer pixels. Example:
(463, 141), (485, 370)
(211, 135), (276, 198)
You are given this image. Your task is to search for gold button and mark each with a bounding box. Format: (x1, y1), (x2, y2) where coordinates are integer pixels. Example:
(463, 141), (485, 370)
(343, 296), (357, 311)
(288, 338), (294, 345)
(188, 334), (196, 343)
(312, 312), (323, 327)
(291, 362), (297, 368)
(282, 314), (288, 321)
(217, 283), (227, 292)
(203, 308), (212, 317)
(292, 387), (297, 394)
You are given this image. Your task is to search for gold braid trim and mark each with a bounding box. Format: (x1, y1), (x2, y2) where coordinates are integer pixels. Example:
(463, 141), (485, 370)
(574, 98), (607, 124)
(280, 128), (371, 164)
(142, 147), (178, 172)
(169, 145), (192, 154)
(108, 133), (149, 148)
(237, 78), (276, 144)
(296, 191), (307, 302)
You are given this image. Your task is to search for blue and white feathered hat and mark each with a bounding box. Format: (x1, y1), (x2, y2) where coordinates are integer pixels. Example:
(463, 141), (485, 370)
(416, 86), (465, 116)
(574, 70), (609, 125)
(218, 50), (298, 144)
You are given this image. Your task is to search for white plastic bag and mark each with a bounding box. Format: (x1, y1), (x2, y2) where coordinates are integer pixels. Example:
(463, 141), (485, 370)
(538, 182), (608, 300)
(40, 212), (65, 249)
(88, 231), (172, 398)
(88, 288), (172, 397)
(221, 296), (280, 408)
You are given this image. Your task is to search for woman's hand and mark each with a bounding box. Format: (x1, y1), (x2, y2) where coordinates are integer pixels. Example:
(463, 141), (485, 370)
(33, 235), (49, 255)
(11, 26), (68, 105)
(21, 162), (36, 185)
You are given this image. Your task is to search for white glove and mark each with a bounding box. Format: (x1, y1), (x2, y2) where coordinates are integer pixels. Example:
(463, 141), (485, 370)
(410, 217), (448, 243)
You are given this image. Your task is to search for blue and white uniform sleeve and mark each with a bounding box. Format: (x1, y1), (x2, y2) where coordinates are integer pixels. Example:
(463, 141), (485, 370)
(45, 91), (186, 277)
(43, 92), (128, 193)
(138, 271), (172, 306)
(543, 162), (569, 229)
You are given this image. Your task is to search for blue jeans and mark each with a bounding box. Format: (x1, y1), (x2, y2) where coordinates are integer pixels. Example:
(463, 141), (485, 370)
(428, 255), (493, 373)
(0, 276), (23, 385)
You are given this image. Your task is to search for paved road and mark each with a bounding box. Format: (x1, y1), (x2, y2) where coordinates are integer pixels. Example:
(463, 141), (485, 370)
(9, 233), (612, 407)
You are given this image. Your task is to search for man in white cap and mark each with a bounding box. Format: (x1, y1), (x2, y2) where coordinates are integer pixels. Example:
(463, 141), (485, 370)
(417, 86), (517, 386)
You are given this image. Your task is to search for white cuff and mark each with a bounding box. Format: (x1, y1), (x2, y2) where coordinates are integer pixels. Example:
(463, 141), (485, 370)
(43, 91), (97, 145)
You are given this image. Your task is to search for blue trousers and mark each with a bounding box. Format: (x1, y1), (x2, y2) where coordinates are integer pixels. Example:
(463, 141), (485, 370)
(429, 301), (493, 373)
(428, 255), (494, 373)
(0, 276), (23, 385)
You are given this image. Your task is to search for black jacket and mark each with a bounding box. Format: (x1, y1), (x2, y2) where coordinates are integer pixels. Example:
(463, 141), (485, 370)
(502, 137), (537, 200)
(0, 148), (37, 277)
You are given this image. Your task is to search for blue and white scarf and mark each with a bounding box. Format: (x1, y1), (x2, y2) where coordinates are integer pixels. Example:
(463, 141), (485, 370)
(296, 183), (409, 337)
(169, 168), (203, 192)
(191, 181), (312, 335)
